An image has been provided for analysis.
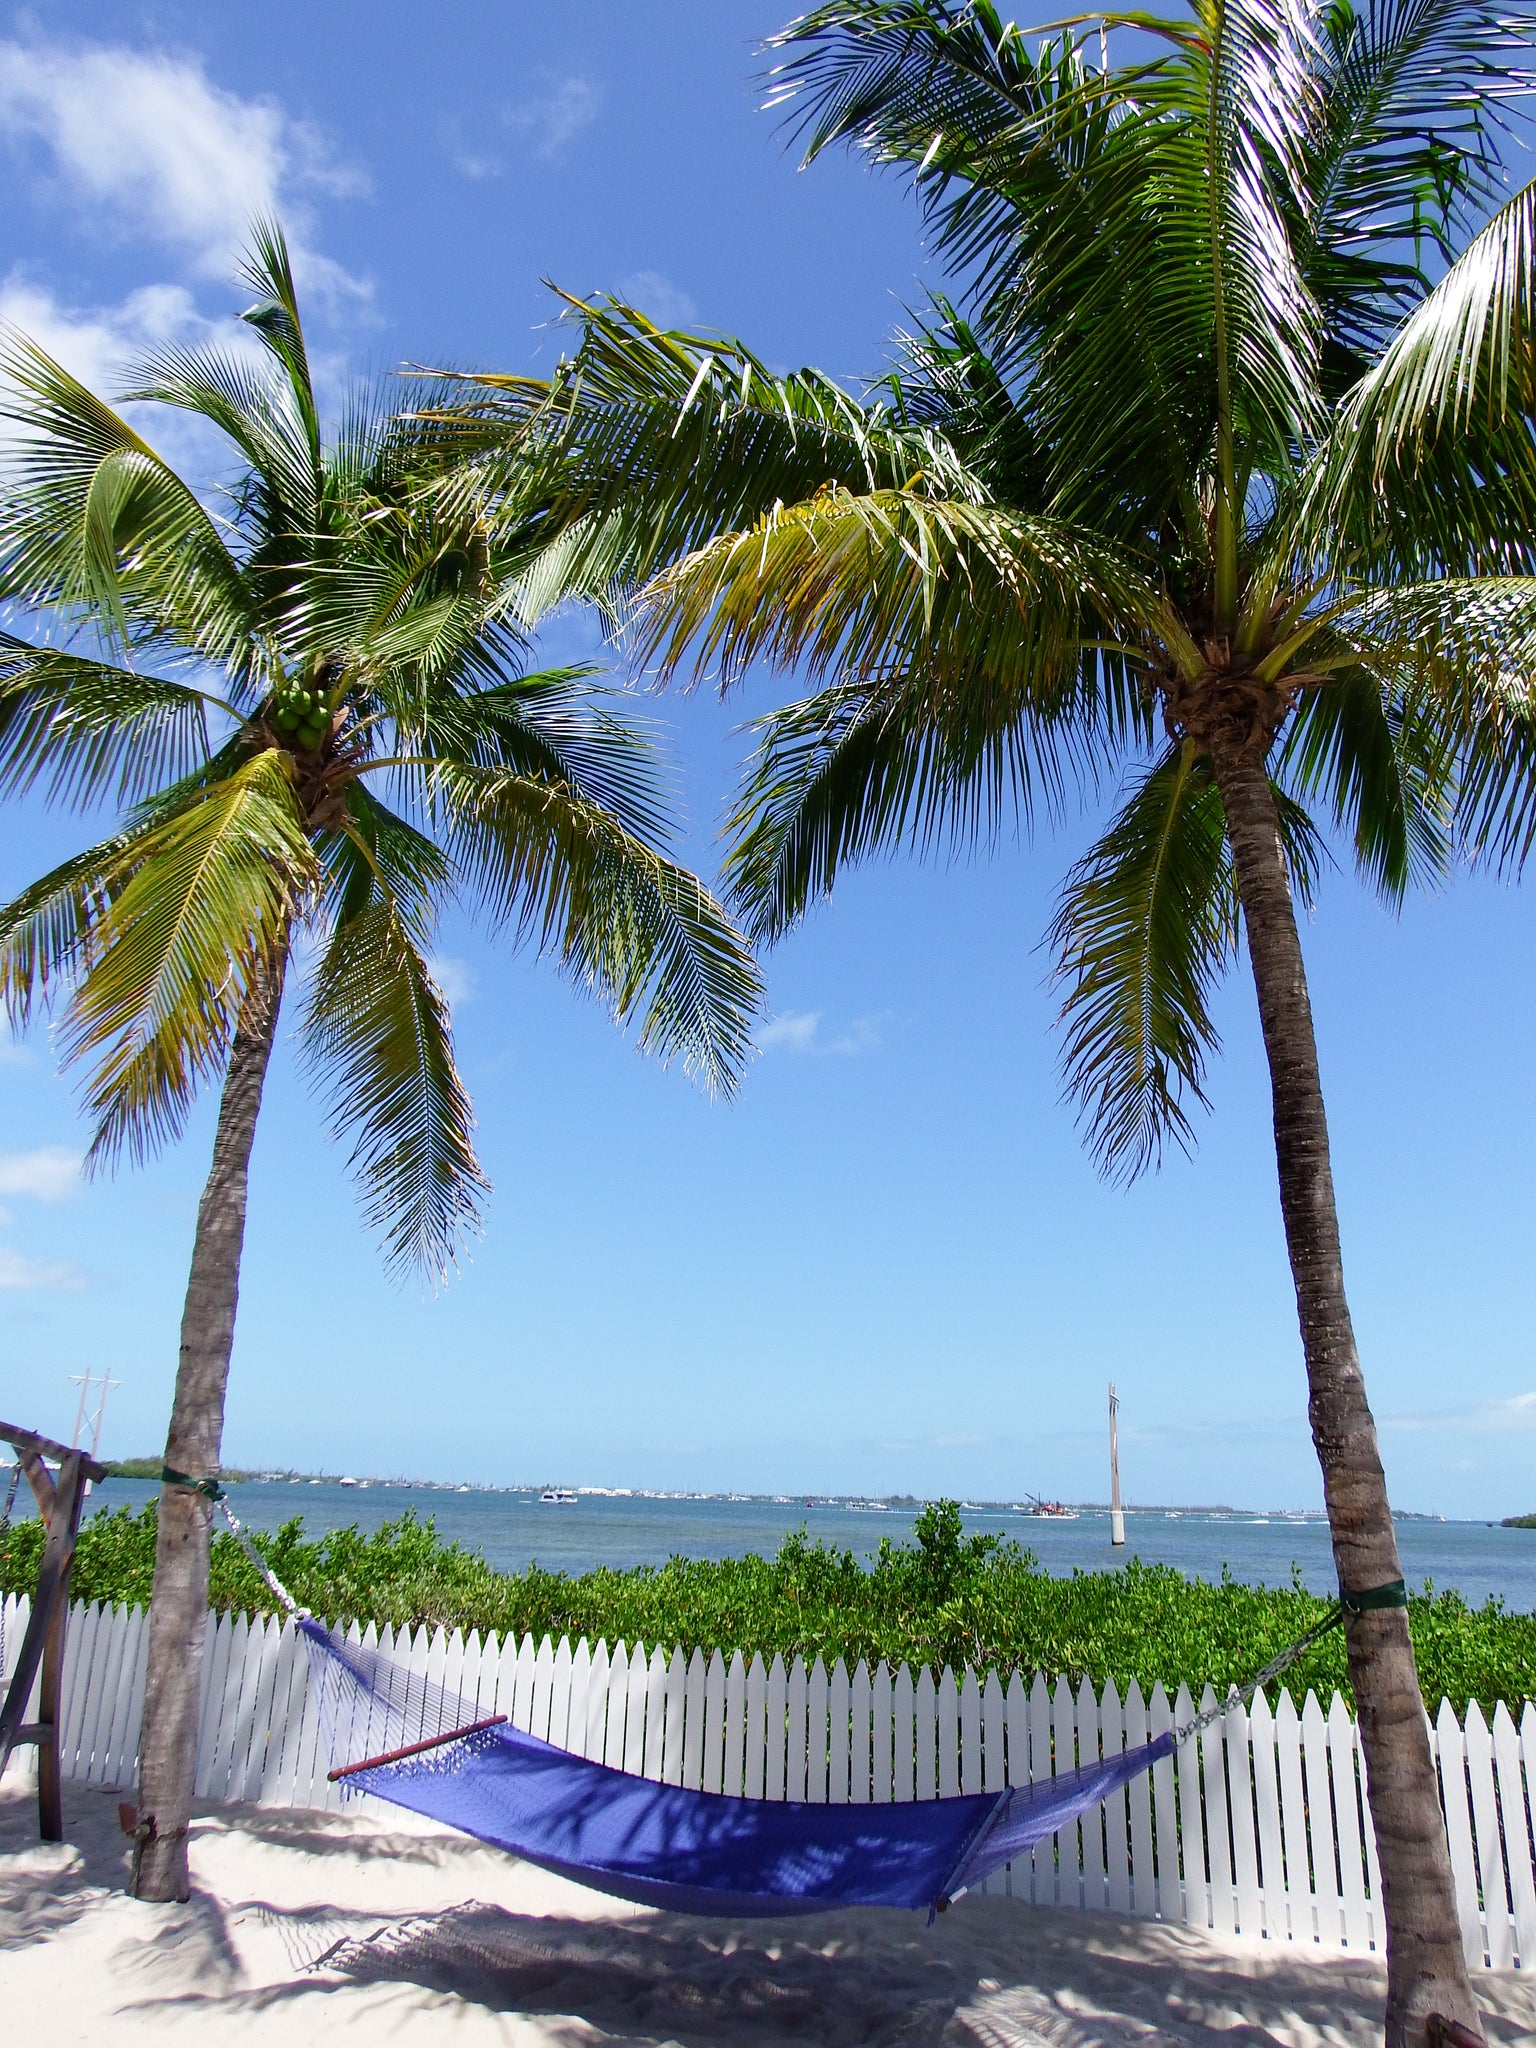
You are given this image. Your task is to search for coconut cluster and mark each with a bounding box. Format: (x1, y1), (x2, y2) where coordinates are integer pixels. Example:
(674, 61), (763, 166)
(269, 680), (332, 753)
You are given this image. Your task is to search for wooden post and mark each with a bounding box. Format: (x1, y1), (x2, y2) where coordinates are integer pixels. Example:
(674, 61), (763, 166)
(0, 1421), (107, 1841)
(1109, 1383), (1125, 1547)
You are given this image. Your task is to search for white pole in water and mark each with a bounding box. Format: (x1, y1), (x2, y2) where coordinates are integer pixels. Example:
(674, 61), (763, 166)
(1108, 1382), (1126, 1547)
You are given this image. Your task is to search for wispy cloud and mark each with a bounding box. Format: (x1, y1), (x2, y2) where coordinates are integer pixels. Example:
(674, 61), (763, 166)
(505, 74), (602, 162)
(429, 955), (477, 1009)
(0, 39), (367, 290)
(0, 1147), (84, 1201)
(757, 1010), (883, 1057)
(0, 1246), (81, 1291)
(617, 271), (697, 328)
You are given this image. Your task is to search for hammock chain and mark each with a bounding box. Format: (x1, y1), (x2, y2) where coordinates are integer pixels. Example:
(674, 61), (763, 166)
(1178, 1577), (1408, 1742)
(160, 1466), (309, 1621)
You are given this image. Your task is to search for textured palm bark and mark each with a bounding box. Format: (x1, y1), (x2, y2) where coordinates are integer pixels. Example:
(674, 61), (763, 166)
(128, 952), (287, 1903)
(1207, 732), (1479, 2048)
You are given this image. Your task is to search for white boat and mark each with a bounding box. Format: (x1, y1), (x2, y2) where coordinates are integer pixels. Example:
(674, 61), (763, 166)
(540, 1487), (578, 1504)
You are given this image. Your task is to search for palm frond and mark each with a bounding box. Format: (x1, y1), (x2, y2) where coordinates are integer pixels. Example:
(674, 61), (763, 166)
(636, 486), (1155, 696)
(302, 900), (487, 1280)
(1049, 744), (1233, 1181)
(0, 637), (214, 809)
(0, 328), (252, 667)
(60, 748), (316, 1164)
(430, 763), (763, 1095)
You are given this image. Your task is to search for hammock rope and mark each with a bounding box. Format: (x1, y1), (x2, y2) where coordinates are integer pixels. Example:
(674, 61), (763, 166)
(158, 1466), (1404, 1921)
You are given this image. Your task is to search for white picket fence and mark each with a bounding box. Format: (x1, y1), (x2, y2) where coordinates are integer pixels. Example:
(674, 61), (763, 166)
(3, 1593), (1533, 1970)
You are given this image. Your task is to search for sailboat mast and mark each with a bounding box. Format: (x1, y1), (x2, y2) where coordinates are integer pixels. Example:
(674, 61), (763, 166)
(1108, 1382), (1125, 1547)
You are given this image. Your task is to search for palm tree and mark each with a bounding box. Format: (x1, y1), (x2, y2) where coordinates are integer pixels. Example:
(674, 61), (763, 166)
(0, 224), (762, 1903)
(440, 5), (1536, 2037)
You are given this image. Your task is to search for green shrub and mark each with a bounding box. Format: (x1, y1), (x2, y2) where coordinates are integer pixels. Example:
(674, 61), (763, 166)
(5, 1497), (1531, 1718)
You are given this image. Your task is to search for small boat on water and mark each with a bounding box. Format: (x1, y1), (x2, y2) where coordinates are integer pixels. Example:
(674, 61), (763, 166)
(540, 1487), (578, 1504)
(1024, 1494), (1076, 1518)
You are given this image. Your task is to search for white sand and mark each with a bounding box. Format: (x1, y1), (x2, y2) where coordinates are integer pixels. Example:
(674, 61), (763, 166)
(3, 1784), (1532, 2044)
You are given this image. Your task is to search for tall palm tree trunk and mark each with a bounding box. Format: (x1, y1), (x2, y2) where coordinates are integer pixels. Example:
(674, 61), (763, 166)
(1207, 731), (1477, 2047)
(128, 951), (287, 1903)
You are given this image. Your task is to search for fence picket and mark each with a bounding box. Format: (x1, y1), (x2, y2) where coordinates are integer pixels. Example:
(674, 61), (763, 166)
(1124, 1681), (1154, 1918)
(724, 1652), (747, 1796)
(1492, 1703), (1535, 1968)
(78, 1601), (122, 1785)
(1299, 1692), (1342, 1949)
(681, 1648), (708, 1790)
(959, 1669), (982, 1796)
(938, 1669), (960, 1799)
(58, 1599), (100, 1778)
(1005, 1671), (1031, 1903)
(624, 1643), (650, 1775)
(192, 1612), (236, 1798)
(893, 1665), (914, 1803)
(550, 1636), (576, 1753)
(265, 1620), (309, 1806)
(584, 1640), (610, 1762)
(511, 1634), (537, 1732)
(1102, 1679), (1131, 1915)
(1053, 1675), (1080, 1909)
(914, 1666), (937, 1802)
(1198, 1687), (1235, 1937)
(240, 1616), (286, 1802)
(744, 1653), (767, 1798)
(1224, 1696), (1260, 1942)
(807, 1657), (829, 1804)
(1033, 1674), (1058, 1908)
(530, 1635), (555, 1742)
(603, 1643), (628, 1768)
(786, 1657), (808, 1801)
(643, 1646), (668, 1781)
(1357, 1732), (1384, 1952)
(1464, 1703), (1512, 1971)
(1436, 1697), (1485, 1968)
(700, 1650), (725, 1794)
(1147, 1683), (1178, 1923)
(872, 1663), (892, 1804)
(660, 1647), (687, 1785)
(1077, 1675), (1105, 1913)
(1327, 1695), (1370, 1953)
(851, 1661), (872, 1805)
(1275, 1690), (1312, 1942)
(765, 1653), (788, 1800)
(1248, 1693), (1286, 1940)
(828, 1660), (850, 1804)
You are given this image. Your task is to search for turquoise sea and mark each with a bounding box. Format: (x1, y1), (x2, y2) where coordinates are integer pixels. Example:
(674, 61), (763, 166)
(74, 1477), (1536, 1610)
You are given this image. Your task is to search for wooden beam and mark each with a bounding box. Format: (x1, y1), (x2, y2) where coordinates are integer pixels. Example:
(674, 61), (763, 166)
(0, 1420), (107, 1485)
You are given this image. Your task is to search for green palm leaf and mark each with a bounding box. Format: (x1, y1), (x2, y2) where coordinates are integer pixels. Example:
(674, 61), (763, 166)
(303, 899), (487, 1279)
(60, 749), (316, 1163)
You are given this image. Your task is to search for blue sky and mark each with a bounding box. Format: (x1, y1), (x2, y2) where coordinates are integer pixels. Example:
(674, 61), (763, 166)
(1, 2), (1533, 1516)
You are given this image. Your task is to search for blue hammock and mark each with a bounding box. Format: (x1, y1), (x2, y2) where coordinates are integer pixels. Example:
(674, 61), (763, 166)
(300, 1619), (1174, 1919)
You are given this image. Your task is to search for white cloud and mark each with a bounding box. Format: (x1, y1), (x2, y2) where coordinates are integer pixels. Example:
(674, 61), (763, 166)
(0, 1040), (32, 1068)
(430, 956), (478, 1009)
(0, 1245), (80, 1290)
(0, 1146), (84, 1201)
(617, 271), (697, 328)
(0, 38), (366, 296)
(757, 1010), (884, 1057)
(504, 74), (601, 162)
(758, 1010), (822, 1052)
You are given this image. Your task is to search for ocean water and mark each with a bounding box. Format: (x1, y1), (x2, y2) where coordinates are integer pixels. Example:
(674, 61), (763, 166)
(69, 1478), (1536, 1610)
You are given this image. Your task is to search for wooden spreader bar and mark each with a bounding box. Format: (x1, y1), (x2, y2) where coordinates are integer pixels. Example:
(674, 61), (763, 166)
(327, 1713), (508, 1782)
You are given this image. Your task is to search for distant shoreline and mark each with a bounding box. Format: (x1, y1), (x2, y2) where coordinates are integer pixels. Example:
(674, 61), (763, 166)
(100, 1465), (1458, 1521)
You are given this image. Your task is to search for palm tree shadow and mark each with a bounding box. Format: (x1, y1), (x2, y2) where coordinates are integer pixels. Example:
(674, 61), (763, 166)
(318, 1903), (973, 2047)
